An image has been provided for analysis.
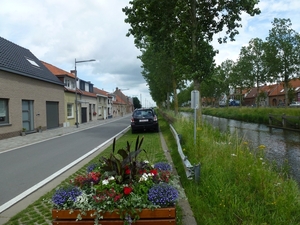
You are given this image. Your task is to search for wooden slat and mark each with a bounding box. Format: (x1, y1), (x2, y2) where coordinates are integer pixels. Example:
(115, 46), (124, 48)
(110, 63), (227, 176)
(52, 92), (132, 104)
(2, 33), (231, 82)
(52, 207), (175, 220)
(52, 219), (176, 225)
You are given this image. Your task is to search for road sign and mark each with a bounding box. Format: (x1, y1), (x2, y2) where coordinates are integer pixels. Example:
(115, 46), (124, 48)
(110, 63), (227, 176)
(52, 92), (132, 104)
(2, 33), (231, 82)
(191, 90), (199, 109)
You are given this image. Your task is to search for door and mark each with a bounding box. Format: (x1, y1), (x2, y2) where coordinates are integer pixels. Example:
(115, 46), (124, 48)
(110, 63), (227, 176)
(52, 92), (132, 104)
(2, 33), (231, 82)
(81, 107), (87, 123)
(89, 104), (92, 121)
(103, 107), (107, 119)
(22, 100), (34, 131)
(46, 101), (59, 129)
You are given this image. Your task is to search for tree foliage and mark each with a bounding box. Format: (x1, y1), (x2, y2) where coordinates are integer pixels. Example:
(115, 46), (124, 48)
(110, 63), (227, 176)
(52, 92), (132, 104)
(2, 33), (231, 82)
(123, 0), (261, 112)
(132, 97), (142, 109)
(265, 18), (300, 105)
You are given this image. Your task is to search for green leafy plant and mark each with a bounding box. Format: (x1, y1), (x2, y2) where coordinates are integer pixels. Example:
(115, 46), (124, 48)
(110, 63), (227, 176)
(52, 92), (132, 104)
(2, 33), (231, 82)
(100, 136), (151, 184)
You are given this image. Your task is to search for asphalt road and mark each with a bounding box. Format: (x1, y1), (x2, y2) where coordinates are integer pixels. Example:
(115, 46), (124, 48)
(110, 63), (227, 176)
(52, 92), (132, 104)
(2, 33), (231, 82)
(0, 117), (130, 209)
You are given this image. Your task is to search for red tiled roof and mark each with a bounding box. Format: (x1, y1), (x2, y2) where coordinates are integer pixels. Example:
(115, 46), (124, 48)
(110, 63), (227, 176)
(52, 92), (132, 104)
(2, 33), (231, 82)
(113, 94), (127, 105)
(94, 87), (109, 96)
(81, 90), (96, 98)
(42, 61), (75, 79)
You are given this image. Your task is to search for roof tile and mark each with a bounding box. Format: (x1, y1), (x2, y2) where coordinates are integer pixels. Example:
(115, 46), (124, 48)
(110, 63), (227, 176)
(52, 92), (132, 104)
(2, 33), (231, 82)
(0, 36), (63, 85)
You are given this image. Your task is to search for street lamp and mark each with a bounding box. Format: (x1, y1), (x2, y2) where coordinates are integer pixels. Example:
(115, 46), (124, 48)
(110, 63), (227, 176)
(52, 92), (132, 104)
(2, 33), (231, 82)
(74, 58), (96, 128)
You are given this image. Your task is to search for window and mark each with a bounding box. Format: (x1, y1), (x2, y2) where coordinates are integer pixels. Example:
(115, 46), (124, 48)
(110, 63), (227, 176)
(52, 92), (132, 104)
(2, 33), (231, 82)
(65, 79), (70, 87)
(65, 79), (75, 89)
(25, 57), (40, 67)
(67, 103), (74, 118)
(0, 99), (9, 124)
(79, 80), (85, 91)
(89, 84), (93, 93)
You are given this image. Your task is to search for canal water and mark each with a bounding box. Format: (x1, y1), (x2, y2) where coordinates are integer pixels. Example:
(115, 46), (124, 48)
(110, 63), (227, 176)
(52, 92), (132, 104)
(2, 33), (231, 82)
(182, 112), (300, 185)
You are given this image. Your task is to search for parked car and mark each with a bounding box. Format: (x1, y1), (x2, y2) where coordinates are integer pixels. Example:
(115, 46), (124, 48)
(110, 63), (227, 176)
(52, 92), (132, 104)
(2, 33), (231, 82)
(131, 108), (159, 133)
(289, 101), (300, 107)
(229, 100), (240, 106)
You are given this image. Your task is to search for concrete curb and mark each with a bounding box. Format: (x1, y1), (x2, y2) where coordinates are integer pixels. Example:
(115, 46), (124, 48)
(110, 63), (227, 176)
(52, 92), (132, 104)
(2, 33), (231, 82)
(159, 132), (197, 225)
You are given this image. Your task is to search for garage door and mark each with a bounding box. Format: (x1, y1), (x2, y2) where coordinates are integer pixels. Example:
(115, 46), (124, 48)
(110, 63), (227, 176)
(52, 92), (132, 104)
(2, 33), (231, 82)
(46, 101), (59, 129)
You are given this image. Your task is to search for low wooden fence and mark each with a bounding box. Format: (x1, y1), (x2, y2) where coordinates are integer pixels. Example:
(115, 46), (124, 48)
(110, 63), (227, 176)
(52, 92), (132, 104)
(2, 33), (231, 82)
(268, 114), (300, 132)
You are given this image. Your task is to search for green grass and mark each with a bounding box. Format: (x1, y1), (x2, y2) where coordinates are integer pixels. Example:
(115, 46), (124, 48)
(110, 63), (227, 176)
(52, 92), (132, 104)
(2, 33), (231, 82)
(202, 107), (300, 124)
(161, 109), (300, 225)
(181, 106), (300, 125)
(4, 131), (170, 225)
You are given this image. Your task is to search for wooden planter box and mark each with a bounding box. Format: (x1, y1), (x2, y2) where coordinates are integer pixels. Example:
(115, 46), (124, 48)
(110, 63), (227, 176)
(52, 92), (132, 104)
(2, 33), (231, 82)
(52, 207), (176, 225)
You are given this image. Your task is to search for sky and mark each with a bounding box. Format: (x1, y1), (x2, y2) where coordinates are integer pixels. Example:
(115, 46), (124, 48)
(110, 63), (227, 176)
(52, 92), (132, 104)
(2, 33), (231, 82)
(1, 0), (300, 107)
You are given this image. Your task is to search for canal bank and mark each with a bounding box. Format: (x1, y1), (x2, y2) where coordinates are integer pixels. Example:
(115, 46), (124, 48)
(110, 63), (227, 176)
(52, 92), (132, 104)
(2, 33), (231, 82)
(164, 109), (300, 224)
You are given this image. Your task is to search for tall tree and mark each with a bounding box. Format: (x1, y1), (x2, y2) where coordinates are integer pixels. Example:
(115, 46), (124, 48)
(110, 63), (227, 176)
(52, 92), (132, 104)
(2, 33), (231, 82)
(265, 18), (300, 106)
(123, 0), (180, 112)
(132, 97), (142, 109)
(139, 44), (173, 108)
(214, 59), (236, 107)
(238, 38), (268, 107)
(123, 0), (261, 115)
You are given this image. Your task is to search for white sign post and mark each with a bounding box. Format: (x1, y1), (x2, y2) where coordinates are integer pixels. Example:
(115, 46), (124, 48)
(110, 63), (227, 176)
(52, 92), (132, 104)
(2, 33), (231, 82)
(191, 90), (199, 145)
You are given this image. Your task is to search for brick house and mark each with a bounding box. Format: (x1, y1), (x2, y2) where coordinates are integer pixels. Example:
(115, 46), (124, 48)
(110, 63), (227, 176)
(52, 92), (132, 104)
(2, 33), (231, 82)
(114, 87), (134, 114)
(94, 87), (113, 120)
(0, 37), (65, 139)
(242, 79), (300, 107)
(42, 61), (77, 127)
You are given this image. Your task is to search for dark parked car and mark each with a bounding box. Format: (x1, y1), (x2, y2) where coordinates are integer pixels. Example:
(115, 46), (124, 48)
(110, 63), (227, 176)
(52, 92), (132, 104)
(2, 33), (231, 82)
(131, 108), (159, 133)
(229, 100), (240, 106)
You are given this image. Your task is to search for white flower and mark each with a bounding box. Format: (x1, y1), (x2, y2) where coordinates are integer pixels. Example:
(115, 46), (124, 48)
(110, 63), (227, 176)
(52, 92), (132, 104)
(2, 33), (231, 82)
(108, 176), (115, 181)
(231, 154), (237, 157)
(102, 179), (109, 185)
(144, 160), (149, 164)
(139, 173), (150, 182)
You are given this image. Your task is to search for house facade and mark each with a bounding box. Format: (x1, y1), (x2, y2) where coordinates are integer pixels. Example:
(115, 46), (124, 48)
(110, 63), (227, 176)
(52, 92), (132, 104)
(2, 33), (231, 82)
(42, 61), (77, 127)
(114, 87), (134, 114)
(0, 37), (65, 140)
(94, 87), (112, 120)
(78, 90), (97, 123)
(242, 79), (300, 107)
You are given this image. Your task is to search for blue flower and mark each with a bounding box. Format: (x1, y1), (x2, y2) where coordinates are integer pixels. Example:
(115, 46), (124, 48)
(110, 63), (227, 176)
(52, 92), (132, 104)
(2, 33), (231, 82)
(87, 163), (98, 173)
(148, 183), (178, 207)
(154, 162), (172, 171)
(52, 186), (82, 208)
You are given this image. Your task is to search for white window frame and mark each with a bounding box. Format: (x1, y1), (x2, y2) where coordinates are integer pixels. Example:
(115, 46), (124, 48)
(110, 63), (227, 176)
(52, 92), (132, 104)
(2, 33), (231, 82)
(0, 99), (9, 124)
(67, 103), (74, 118)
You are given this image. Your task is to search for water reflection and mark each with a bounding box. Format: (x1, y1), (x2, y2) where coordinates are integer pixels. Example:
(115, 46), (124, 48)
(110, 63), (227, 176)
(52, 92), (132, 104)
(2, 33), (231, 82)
(181, 112), (300, 185)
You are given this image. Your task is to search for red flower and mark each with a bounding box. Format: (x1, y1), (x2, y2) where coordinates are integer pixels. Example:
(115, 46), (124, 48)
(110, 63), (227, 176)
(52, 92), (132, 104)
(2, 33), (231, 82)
(114, 194), (122, 202)
(123, 186), (133, 195)
(125, 168), (131, 175)
(139, 169), (146, 174)
(150, 169), (158, 175)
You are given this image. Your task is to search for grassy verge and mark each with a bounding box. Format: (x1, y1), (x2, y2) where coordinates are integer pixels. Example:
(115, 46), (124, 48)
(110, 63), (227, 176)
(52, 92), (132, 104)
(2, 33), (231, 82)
(160, 109), (300, 224)
(181, 106), (300, 124)
(4, 131), (171, 225)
